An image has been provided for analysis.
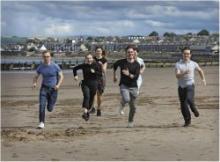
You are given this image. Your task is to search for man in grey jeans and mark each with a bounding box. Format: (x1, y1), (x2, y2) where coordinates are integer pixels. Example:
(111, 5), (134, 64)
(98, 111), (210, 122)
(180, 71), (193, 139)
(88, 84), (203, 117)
(175, 47), (206, 127)
(113, 45), (140, 128)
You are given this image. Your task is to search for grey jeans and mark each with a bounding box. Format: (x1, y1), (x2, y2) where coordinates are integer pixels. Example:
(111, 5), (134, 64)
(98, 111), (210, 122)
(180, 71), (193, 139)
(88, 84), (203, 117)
(120, 84), (138, 122)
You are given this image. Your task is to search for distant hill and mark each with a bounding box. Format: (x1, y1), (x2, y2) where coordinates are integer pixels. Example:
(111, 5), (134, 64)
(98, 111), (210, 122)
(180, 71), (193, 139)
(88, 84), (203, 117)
(1, 36), (27, 45)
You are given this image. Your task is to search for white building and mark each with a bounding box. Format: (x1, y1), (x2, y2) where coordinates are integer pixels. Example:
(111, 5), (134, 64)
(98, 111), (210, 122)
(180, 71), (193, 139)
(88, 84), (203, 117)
(39, 45), (47, 51)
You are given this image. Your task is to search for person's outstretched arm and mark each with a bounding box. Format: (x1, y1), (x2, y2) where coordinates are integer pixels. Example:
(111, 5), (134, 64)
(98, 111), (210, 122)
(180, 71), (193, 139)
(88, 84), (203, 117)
(73, 64), (83, 80)
(102, 62), (108, 73)
(140, 59), (145, 74)
(32, 73), (40, 88)
(196, 66), (206, 86)
(55, 71), (64, 90)
(113, 60), (120, 82)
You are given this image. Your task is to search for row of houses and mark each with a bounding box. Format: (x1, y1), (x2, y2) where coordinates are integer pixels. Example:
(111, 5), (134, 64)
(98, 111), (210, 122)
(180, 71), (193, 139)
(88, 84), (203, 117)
(1, 42), (218, 55)
(1, 34), (219, 55)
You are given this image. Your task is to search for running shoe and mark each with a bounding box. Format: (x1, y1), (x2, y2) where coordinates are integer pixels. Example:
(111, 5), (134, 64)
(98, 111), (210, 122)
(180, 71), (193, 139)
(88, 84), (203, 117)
(82, 112), (90, 121)
(119, 104), (125, 115)
(38, 122), (45, 129)
(89, 107), (96, 114)
(193, 109), (200, 117)
(127, 122), (134, 128)
(97, 109), (101, 116)
(183, 120), (191, 127)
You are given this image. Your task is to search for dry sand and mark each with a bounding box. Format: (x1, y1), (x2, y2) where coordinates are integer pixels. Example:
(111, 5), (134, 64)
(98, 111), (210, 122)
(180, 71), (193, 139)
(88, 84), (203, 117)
(1, 66), (219, 161)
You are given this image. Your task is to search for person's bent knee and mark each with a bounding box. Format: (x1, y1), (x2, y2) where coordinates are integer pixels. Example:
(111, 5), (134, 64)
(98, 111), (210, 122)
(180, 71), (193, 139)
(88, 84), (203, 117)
(123, 97), (130, 104)
(187, 97), (194, 103)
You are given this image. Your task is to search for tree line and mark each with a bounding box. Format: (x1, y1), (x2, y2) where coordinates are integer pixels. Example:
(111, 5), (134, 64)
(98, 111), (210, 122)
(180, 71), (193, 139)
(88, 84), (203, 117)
(148, 29), (212, 37)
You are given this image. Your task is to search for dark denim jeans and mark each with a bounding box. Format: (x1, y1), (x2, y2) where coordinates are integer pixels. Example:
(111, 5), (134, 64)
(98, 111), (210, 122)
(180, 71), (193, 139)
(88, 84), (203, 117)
(39, 85), (58, 122)
(81, 81), (97, 110)
(178, 85), (197, 123)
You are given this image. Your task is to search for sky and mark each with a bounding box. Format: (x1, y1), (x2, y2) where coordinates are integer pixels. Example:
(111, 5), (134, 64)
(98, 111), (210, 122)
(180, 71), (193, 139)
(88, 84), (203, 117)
(1, 1), (219, 37)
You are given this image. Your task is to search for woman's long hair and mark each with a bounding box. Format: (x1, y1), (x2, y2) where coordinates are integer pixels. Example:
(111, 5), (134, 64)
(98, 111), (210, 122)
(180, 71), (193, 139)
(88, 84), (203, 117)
(95, 46), (106, 57)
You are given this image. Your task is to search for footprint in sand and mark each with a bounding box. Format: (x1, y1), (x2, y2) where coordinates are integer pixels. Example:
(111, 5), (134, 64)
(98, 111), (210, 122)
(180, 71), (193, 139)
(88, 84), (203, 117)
(150, 143), (161, 147)
(12, 153), (18, 158)
(124, 147), (130, 151)
(51, 158), (60, 161)
(3, 143), (12, 147)
(66, 151), (73, 154)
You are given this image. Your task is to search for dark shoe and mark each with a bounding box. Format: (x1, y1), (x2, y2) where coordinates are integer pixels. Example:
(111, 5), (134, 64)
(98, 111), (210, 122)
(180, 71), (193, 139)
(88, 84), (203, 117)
(183, 120), (191, 127)
(89, 107), (96, 114)
(193, 109), (199, 117)
(82, 112), (90, 121)
(97, 109), (101, 116)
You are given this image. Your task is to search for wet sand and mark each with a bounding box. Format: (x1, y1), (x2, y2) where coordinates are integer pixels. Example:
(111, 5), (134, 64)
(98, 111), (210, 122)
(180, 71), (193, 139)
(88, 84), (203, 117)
(1, 66), (219, 161)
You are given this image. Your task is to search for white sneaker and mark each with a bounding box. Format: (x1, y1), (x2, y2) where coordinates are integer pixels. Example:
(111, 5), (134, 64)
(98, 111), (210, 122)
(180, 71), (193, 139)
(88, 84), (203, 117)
(38, 122), (45, 129)
(119, 109), (125, 115)
(119, 104), (125, 115)
(127, 122), (134, 128)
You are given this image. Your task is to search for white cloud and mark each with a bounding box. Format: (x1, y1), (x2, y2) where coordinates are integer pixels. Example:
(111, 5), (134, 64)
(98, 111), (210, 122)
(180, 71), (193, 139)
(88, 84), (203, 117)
(144, 20), (171, 28)
(145, 4), (218, 20)
(95, 27), (111, 35)
(119, 20), (135, 28)
(1, 1), (219, 36)
(145, 5), (166, 15)
(1, 21), (7, 27)
(166, 7), (218, 20)
(72, 20), (135, 36)
(44, 23), (73, 36)
(127, 10), (148, 19)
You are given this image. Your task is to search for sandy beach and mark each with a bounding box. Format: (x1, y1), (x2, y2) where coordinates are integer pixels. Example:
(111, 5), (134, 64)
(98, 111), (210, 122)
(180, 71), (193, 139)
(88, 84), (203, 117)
(1, 66), (219, 161)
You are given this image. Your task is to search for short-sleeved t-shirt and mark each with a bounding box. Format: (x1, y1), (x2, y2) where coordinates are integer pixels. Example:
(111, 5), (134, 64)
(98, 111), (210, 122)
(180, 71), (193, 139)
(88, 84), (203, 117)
(175, 59), (199, 88)
(94, 57), (107, 65)
(37, 62), (61, 88)
(94, 57), (108, 80)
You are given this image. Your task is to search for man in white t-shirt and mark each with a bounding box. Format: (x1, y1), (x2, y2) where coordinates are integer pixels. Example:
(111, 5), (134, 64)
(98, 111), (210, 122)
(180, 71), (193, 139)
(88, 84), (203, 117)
(175, 47), (206, 127)
(134, 47), (145, 94)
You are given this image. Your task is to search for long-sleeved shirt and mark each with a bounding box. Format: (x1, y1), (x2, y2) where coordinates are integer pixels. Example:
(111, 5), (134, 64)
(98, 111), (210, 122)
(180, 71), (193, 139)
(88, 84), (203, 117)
(73, 62), (102, 85)
(113, 59), (140, 87)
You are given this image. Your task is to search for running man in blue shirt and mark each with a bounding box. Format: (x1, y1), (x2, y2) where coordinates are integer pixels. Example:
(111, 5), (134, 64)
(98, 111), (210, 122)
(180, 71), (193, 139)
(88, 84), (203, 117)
(33, 51), (64, 129)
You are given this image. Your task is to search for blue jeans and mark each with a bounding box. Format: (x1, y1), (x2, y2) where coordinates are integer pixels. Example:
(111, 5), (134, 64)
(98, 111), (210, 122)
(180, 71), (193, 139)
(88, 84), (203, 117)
(39, 85), (58, 122)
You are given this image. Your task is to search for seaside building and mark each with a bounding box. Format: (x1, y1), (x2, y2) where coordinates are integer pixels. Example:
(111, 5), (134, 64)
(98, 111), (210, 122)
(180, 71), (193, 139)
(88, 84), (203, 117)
(39, 45), (47, 51)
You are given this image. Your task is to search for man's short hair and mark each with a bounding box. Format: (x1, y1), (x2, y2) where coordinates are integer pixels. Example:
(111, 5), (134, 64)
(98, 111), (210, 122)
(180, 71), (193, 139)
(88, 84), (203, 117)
(42, 50), (53, 57)
(181, 47), (191, 53)
(125, 45), (137, 52)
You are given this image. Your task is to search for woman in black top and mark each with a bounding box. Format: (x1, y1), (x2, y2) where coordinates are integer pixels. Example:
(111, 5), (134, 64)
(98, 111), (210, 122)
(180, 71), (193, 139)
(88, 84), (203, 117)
(73, 54), (102, 121)
(92, 46), (108, 116)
